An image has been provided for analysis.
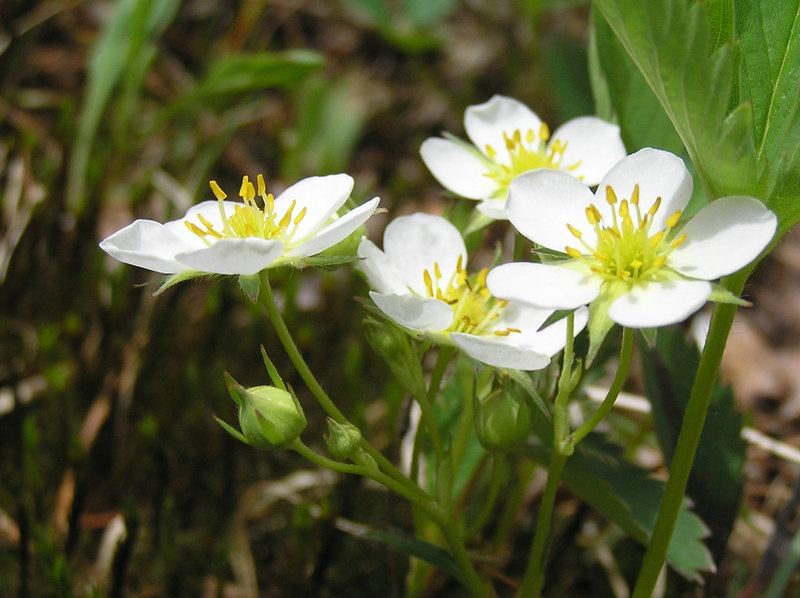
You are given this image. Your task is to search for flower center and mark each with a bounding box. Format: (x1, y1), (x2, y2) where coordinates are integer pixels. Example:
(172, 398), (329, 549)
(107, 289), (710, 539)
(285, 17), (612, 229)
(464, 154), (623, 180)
(422, 257), (519, 336)
(564, 184), (687, 282)
(483, 123), (582, 194)
(186, 175), (307, 245)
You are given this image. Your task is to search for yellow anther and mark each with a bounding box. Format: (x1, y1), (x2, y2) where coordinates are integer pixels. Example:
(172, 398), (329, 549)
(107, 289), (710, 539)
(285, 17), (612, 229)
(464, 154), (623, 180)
(479, 287), (490, 298)
(619, 199), (630, 219)
(477, 267), (488, 287)
(266, 193), (275, 212)
(457, 269), (467, 286)
(456, 254), (463, 272)
(526, 129), (535, 144)
(257, 174), (266, 196)
(539, 122), (550, 142)
(567, 160), (582, 172)
(630, 259), (643, 270)
(209, 180), (227, 200)
(279, 200), (296, 229)
(504, 132), (515, 151)
(586, 205), (601, 225)
(485, 144), (497, 159)
(648, 231), (665, 247)
(653, 256), (667, 268)
(605, 185), (618, 205)
(565, 246), (582, 259)
(436, 288), (443, 300)
(434, 262), (442, 279)
(423, 269), (433, 295)
(648, 196), (662, 216)
(240, 176), (255, 200)
(293, 206), (307, 225)
(494, 330), (510, 336)
(507, 327), (521, 334)
(620, 270), (631, 278)
(631, 184), (640, 206)
(512, 129), (522, 144)
(666, 210), (682, 229)
(567, 223), (583, 239)
(670, 232), (688, 248)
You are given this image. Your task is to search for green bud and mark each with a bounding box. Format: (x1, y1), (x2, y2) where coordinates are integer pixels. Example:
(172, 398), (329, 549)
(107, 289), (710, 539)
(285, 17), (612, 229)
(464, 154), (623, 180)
(325, 419), (362, 460)
(224, 373), (306, 450)
(474, 389), (532, 453)
(363, 317), (426, 398)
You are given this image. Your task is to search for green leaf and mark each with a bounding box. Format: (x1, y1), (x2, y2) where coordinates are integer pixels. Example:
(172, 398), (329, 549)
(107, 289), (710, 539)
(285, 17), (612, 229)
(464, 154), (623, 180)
(66, 0), (180, 213)
(736, 0), (800, 233)
(593, 0), (761, 200)
(186, 50), (324, 102)
(639, 326), (745, 563)
(335, 518), (463, 583)
(525, 435), (715, 581)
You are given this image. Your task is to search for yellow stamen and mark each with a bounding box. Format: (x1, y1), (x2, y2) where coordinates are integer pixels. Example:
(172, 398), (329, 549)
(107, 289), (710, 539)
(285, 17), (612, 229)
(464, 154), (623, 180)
(209, 180), (227, 200)
(605, 185), (618, 205)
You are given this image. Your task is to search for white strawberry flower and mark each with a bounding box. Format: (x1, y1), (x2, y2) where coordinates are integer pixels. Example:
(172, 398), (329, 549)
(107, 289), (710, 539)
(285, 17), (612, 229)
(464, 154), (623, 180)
(420, 95), (626, 220)
(358, 213), (587, 371)
(100, 173), (379, 276)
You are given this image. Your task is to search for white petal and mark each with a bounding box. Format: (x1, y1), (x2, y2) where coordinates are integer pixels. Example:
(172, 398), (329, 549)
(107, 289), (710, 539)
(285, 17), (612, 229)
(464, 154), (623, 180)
(475, 199), (508, 220)
(99, 219), (194, 273)
(608, 279), (711, 328)
(450, 333), (551, 370)
(464, 96), (543, 166)
(491, 303), (589, 357)
(596, 148), (692, 231)
(272, 174), (354, 239)
(668, 195), (776, 280)
(383, 214), (466, 295)
(175, 238), (286, 275)
(487, 262), (602, 309)
(357, 238), (409, 295)
(420, 138), (498, 199)
(369, 292), (453, 333)
(506, 169), (597, 250)
(286, 197), (379, 257)
(551, 117), (626, 186)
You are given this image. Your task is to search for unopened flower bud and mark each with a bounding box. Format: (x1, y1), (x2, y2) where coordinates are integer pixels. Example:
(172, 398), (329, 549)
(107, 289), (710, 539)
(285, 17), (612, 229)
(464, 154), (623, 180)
(325, 419), (362, 460)
(225, 373), (306, 450)
(474, 389), (531, 452)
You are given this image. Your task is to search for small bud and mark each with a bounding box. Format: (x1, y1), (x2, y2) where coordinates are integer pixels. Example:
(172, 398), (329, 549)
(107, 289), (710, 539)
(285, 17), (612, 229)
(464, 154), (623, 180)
(325, 419), (362, 460)
(225, 373), (306, 450)
(474, 389), (532, 452)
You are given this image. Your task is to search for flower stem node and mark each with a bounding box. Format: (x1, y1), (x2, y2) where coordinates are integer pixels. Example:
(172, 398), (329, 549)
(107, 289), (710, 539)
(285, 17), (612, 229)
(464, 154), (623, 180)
(325, 419), (363, 460)
(474, 388), (532, 452)
(221, 373), (306, 450)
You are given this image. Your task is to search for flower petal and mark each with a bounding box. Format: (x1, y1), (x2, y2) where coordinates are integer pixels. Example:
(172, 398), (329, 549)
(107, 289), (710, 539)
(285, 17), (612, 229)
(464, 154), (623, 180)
(420, 138), (498, 199)
(369, 292), (453, 333)
(175, 238), (286, 275)
(357, 238), (409, 295)
(505, 169), (598, 250)
(668, 195), (776, 280)
(450, 333), (551, 370)
(475, 198), (508, 220)
(272, 174), (354, 240)
(99, 219), (194, 273)
(286, 197), (379, 258)
(595, 148), (692, 230)
(551, 117), (626, 186)
(607, 279), (711, 328)
(464, 96), (543, 166)
(383, 213), (466, 294)
(487, 262), (602, 309)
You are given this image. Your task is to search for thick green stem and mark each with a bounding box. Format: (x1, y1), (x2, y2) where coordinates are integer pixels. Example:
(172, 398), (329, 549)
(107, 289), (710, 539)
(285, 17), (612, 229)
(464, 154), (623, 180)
(412, 346), (454, 467)
(631, 269), (749, 598)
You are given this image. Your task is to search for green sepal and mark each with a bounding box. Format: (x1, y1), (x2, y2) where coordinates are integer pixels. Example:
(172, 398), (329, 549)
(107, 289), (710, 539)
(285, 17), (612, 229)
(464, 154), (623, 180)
(362, 314), (427, 400)
(260, 346), (288, 391)
(708, 283), (750, 307)
(537, 308), (576, 332)
(285, 254), (361, 270)
(214, 416), (250, 444)
(151, 269), (211, 296)
(639, 327), (658, 348)
(586, 289), (618, 366)
(464, 209), (495, 234)
(238, 273), (260, 301)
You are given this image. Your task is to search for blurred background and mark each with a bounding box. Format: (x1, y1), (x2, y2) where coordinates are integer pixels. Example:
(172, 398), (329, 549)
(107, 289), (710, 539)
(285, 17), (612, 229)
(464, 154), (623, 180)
(1, 1), (798, 596)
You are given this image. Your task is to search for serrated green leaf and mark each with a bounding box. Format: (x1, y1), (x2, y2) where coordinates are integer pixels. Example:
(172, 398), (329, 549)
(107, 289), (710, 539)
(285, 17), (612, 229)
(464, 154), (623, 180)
(525, 435), (715, 581)
(593, 0), (761, 200)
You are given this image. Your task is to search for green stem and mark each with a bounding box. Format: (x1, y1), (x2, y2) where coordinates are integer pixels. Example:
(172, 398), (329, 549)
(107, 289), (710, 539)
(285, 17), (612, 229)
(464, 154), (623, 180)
(257, 271), (418, 494)
(631, 269), (749, 598)
(412, 346), (454, 467)
(466, 454), (505, 538)
(569, 327), (634, 447)
(518, 313), (576, 597)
